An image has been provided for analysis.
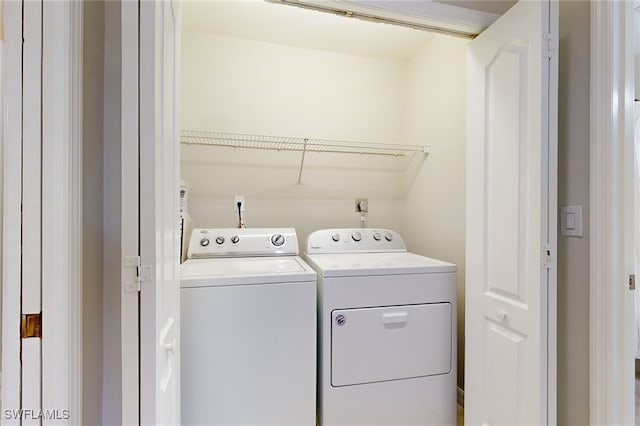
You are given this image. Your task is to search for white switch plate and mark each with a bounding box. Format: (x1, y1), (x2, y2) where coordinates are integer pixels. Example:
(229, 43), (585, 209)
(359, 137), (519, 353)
(560, 205), (582, 237)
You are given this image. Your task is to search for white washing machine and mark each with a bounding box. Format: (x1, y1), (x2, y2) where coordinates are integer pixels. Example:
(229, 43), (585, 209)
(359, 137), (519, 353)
(304, 228), (457, 426)
(181, 228), (317, 426)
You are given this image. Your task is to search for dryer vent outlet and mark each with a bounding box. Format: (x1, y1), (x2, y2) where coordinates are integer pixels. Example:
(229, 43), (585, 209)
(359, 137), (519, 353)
(355, 198), (368, 213)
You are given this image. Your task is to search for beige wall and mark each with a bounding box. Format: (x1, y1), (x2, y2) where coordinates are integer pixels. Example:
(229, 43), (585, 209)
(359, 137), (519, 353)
(633, 4), (640, 101)
(102, 1), (123, 424)
(557, 1), (590, 424)
(82, 1), (105, 423)
(0, 0), (3, 367)
(636, 52), (639, 100)
(181, 32), (409, 243)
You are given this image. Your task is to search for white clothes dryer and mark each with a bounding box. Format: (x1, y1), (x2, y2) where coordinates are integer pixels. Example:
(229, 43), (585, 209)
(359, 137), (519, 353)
(304, 228), (457, 426)
(181, 228), (317, 426)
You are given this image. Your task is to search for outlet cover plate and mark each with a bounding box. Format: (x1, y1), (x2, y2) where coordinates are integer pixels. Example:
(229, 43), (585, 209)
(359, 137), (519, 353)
(355, 198), (368, 213)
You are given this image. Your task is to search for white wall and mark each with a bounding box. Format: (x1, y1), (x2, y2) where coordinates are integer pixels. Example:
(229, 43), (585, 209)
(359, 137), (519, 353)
(181, 32), (409, 243)
(401, 35), (468, 389)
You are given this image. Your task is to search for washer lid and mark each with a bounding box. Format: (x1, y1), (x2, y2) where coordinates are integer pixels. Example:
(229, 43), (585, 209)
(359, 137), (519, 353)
(180, 256), (316, 288)
(304, 252), (456, 277)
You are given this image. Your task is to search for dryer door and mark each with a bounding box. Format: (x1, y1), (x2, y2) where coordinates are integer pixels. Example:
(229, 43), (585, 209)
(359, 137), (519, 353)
(331, 303), (452, 387)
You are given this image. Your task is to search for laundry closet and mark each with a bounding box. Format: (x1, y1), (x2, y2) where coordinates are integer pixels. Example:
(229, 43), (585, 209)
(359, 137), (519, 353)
(180, 0), (468, 397)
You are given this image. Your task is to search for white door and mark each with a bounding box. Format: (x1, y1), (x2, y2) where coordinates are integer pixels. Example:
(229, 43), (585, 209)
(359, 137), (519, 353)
(20, 1), (43, 424)
(4, 2), (58, 424)
(2, 1), (78, 424)
(139, 0), (181, 424)
(465, 1), (558, 425)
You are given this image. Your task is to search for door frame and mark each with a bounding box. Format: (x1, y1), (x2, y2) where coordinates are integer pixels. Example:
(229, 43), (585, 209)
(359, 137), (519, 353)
(41, 1), (85, 422)
(589, 1), (636, 425)
(120, 1), (141, 424)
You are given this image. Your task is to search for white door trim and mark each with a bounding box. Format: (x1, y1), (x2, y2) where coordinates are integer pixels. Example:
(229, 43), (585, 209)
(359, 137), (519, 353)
(41, 2), (84, 422)
(42, 0), (70, 420)
(547, 3), (559, 423)
(68, 1), (84, 421)
(589, 1), (636, 425)
(121, 1), (141, 424)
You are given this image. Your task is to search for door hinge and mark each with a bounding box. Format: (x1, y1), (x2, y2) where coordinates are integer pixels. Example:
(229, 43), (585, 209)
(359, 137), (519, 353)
(138, 264), (153, 283)
(21, 313), (42, 339)
(543, 33), (555, 59)
(542, 244), (552, 269)
(124, 256), (152, 292)
(630, 274), (636, 290)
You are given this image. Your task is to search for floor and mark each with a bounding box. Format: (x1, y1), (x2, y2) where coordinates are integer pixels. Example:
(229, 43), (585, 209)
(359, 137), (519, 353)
(461, 381), (640, 425)
(636, 373), (640, 425)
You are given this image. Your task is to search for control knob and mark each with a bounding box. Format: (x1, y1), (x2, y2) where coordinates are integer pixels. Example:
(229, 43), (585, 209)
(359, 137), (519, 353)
(384, 232), (393, 242)
(331, 233), (340, 242)
(351, 231), (362, 242)
(200, 238), (210, 247)
(271, 234), (285, 247)
(373, 232), (381, 241)
(215, 236), (225, 245)
(231, 235), (239, 244)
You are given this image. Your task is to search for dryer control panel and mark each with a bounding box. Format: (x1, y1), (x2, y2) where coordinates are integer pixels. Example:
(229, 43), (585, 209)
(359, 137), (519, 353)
(188, 228), (299, 258)
(306, 228), (406, 254)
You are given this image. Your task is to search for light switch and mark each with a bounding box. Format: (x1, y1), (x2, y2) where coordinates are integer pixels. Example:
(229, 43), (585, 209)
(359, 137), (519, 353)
(560, 206), (582, 237)
(566, 212), (576, 229)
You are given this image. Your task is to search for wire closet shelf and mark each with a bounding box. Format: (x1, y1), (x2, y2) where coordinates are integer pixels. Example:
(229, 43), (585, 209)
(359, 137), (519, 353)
(180, 130), (431, 157)
(180, 130), (430, 188)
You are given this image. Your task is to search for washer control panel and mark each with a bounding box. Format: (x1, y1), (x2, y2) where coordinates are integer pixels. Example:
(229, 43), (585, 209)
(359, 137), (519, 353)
(188, 228), (299, 259)
(305, 229), (406, 254)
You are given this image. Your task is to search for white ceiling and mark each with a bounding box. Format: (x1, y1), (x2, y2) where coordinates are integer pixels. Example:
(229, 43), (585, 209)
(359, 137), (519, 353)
(435, 0), (516, 16)
(182, 0), (438, 62)
(182, 0), (516, 61)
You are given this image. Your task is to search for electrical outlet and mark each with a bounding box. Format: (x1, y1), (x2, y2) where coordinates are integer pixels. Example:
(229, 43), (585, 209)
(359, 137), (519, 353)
(234, 195), (245, 212)
(355, 198), (368, 213)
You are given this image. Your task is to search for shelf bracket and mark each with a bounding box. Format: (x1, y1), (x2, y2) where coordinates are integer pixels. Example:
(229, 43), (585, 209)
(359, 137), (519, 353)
(297, 138), (308, 189)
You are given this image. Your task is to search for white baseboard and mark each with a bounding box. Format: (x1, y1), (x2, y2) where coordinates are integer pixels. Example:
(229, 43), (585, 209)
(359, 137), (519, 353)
(457, 386), (464, 407)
